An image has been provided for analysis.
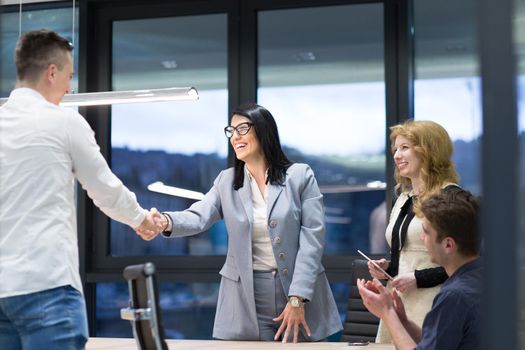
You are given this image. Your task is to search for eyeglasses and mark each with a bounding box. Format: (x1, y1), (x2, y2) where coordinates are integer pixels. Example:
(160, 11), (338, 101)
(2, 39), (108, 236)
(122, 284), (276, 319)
(224, 122), (254, 138)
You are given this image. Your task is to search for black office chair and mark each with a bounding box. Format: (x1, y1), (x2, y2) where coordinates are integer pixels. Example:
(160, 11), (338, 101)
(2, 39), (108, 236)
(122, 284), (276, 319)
(120, 262), (168, 350)
(340, 259), (381, 343)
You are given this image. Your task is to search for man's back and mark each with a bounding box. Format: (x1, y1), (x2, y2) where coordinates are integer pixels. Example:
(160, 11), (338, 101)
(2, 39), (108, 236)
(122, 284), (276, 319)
(0, 88), (145, 298)
(0, 88), (83, 297)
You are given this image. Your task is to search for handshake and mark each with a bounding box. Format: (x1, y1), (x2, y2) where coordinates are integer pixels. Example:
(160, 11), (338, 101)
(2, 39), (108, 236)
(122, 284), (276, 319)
(134, 208), (170, 241)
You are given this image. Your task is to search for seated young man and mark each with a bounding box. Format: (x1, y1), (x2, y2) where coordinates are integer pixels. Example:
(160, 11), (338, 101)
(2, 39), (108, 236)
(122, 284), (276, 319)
(358, 188), (481, 350)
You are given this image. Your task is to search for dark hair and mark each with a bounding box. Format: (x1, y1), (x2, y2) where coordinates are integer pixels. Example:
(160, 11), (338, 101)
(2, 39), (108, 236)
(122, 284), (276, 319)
(419, 187), (480, 257)
(16, 29), (73, 83)
(231, 103), (292, 190)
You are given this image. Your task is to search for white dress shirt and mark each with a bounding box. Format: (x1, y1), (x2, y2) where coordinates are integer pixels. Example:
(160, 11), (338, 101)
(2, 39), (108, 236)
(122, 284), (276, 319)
(0, 88), (145, 298)
(246, 169), (277, 271)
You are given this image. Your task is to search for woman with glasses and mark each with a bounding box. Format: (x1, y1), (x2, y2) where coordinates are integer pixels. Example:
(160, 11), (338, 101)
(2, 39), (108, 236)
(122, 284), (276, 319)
(367, 120), (460, 343)
(138, 103), (342, 343)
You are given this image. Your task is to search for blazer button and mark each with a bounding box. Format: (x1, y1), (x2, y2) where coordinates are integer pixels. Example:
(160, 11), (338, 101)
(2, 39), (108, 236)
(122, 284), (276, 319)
(273, 236), (281, 244)
(282, 268), (288, 275)
(269, 220), (277, 228)
(279, 252), (285, 260)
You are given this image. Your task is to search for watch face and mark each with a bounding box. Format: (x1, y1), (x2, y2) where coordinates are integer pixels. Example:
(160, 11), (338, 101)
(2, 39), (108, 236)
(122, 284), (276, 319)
(290, 297), (301, 307)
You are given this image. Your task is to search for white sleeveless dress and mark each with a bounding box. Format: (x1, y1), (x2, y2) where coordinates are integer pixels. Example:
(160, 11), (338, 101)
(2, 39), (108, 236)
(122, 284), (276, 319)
(375, 191), (442, 343)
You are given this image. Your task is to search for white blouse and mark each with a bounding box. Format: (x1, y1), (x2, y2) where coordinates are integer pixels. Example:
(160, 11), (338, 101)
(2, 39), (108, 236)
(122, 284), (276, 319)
(246, 169), (277, 271)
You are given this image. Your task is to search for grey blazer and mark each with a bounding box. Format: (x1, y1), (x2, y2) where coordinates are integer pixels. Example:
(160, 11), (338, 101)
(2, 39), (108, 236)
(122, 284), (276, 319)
(164, 163), (343, 340)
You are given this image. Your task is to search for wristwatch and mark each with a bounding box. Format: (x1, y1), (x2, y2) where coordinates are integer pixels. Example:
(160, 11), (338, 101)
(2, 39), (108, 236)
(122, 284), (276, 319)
(289, 296), (304, 308)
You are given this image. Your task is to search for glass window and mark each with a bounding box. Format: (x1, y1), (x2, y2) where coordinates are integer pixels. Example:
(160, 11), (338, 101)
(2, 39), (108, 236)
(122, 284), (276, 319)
(96, 281), (219, 339)
(413, 0), (481, 194)
(109, 14), (228, 256)
(258, 4), (387, 257)
(0, 6), (79, 97)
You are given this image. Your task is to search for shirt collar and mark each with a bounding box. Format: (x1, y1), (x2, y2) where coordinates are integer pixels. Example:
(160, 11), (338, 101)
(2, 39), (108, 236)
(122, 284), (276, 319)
(244, 166), (269, 182)
(10, 87), (47, 102)
(447, 257), (481, 281)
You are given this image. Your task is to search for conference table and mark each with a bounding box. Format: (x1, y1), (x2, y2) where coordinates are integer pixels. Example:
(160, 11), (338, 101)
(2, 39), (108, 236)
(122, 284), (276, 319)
(87, 338), (395, 350)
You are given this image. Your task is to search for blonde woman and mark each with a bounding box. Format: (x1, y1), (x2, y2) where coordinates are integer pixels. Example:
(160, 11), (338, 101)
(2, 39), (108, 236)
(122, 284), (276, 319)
(368, 120), (460, 343)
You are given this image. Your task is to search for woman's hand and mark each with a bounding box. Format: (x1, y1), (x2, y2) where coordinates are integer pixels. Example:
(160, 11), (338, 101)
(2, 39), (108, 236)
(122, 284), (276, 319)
(391, 272), (417, 293)
(367, 259), (389, 280)
(273, 302), (311, 343)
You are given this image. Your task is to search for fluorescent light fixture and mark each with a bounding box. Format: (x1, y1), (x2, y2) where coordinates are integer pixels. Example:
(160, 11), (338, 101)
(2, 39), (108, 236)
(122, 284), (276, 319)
(148, 181), (205, 201)
(60, 87), (198, 107)
(0, 87), (198, 107)
(366, 181), (387, 189)
(319, 181), (386, 194)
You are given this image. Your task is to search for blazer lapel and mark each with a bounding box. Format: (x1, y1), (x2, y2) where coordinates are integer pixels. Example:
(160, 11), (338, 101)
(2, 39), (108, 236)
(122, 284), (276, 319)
(237, 174), (254, 227)
(267, 183), (283, 217)
(234, 174), (257, 324)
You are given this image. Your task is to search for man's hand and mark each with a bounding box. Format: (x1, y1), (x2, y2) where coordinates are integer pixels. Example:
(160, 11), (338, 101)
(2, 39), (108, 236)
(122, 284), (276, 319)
(273, 302), (311, 343)
(367, 259), (389, 280)
(134, 209), (163, 241)
(357, 278), (394, 319)
(392, 289), (408, 325)
(391, 272), (417, 293)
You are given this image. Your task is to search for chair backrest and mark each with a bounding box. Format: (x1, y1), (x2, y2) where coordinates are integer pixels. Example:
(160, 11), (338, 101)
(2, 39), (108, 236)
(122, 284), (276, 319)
(120, 262), (168, 350)
(340, 259), (381, 343)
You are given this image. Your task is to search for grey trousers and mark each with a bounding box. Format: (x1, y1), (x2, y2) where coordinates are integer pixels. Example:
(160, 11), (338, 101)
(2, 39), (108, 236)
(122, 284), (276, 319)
(253, 270), (309, 342)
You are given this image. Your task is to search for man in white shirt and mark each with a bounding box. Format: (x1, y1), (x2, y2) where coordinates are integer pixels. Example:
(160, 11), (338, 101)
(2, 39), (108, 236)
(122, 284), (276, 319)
(0, 29), (160, 349)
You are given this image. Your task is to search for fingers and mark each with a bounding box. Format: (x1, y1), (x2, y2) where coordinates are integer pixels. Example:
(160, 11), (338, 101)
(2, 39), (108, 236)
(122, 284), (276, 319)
(273, 306), (310, 343)
(390, 277), (399, 290)
(371, 278), (387, 293)
(392, 288), (402, 305)
(357, 278), (372, 299)
(283, 325), (290, 344)
(135, 228), (159, 241)
(302, 319), (312, 338)
(391, 273), (416, 293)
(392, 289), (407, 323)
(293, 323), (299, 343)
(274, 321), (286, 341)
(367, 262), (386, 279)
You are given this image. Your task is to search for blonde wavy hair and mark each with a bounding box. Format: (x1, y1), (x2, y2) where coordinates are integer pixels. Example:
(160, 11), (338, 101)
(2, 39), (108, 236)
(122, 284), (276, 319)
(390, 120), (459, 206)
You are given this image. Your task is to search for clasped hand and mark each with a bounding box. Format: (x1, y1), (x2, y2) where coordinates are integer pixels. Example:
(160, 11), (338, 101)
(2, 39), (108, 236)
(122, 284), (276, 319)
(134, 208), (166, 240)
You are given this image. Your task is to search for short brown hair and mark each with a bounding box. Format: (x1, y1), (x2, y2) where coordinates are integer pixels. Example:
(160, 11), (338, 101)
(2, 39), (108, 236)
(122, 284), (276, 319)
(15, 29), (73, 83)
(419, 187), (480, 257)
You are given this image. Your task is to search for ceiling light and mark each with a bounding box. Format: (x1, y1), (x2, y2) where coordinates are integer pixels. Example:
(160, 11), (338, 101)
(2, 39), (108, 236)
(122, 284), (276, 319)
(148, 181), (205, 201)
(294, 51), (316, 62)
(161, 60), (178, 69)
(0, 87), (199, 107)
(60, 87), (198, 107)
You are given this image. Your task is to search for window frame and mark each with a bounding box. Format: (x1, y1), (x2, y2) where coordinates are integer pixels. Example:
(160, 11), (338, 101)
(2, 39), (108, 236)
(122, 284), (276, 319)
(78, 0), (413, 335)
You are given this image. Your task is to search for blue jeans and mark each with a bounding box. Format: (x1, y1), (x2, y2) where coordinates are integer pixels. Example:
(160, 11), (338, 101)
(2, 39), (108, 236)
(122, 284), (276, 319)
(0, 285), (88, 350)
